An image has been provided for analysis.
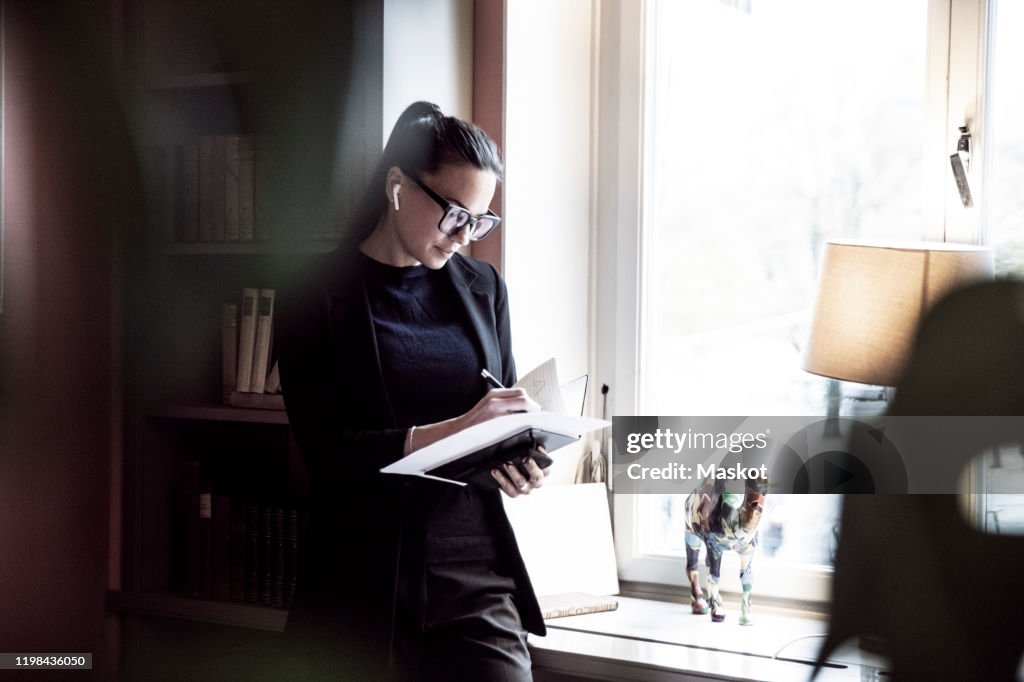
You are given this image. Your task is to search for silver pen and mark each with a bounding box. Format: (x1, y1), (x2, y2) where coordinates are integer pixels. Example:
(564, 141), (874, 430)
(480, 368), (505, 390)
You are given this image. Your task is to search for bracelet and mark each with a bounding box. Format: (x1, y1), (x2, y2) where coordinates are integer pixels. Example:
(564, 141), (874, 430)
(405, 425), (417, 454)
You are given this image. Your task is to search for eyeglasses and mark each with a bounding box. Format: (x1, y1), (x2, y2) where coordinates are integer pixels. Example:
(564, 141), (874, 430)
(404, 172), (502, 242)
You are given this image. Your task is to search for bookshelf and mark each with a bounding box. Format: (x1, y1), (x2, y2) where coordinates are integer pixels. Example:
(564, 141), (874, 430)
(146, 402), (289, 425)
(113, 4), (384, 671)
(113, 0), (474, 675)
(107, 590), (288, 632)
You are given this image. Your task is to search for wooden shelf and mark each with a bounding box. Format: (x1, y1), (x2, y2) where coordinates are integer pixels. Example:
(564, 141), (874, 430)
(147, 402), (289, 425)
(107, 590), (288, 632)
(151, 240), (340, 256)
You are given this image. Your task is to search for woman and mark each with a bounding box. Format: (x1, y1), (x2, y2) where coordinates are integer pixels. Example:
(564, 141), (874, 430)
(277, 102), (547, 681)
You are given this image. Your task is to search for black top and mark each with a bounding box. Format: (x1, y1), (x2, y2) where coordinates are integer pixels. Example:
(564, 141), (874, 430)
(360, 253), (500, 563)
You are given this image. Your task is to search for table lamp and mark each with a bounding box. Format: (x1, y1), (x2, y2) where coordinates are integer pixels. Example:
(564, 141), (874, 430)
(802, 239), (993, 398)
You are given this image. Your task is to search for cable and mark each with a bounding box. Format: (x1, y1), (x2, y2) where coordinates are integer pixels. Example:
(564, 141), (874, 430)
(772, 633), (829, 660)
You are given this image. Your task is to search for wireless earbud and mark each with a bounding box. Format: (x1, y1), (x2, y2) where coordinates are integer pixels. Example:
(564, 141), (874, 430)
(393, 185), (401, 211)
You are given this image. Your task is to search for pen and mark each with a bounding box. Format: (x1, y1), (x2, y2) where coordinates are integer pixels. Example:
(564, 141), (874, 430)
(480, 368), (505, 389)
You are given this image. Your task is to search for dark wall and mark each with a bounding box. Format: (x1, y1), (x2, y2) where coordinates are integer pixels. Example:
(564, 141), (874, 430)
(0, 1), (135, 676)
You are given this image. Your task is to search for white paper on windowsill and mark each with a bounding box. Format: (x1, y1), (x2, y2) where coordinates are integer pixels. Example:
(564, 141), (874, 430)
(380, 412), (609, 484)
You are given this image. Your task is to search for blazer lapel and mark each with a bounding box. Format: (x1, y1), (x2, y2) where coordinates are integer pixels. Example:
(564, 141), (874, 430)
(446, 256), (502, 380)
(325, 247), (397, 427)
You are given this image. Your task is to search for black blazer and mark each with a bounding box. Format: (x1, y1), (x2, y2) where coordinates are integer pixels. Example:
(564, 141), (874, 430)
(276, 244), (545, 674)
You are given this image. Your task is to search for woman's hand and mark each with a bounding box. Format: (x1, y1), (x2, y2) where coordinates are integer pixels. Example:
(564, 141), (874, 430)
(402, 388), (539, 456)
(457, 388), (540, 430)
(491, 448), (550, 498)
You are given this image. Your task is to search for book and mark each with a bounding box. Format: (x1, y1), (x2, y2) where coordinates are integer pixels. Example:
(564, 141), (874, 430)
(271, 507), (285, 608)
(179, 142), (199, 242)
(224, 135), (241, 241)
(260, 506), (272, 605)
(230, 499), (246, 602)
(264, 359), (281, 394)
(182, 460), (201, 598)
(221, 303), (238, 404)
(199, 480), (213, 599)
(245, 504), (260, 603)
(249, 289), (275, 394)
(210, 135), (227, 241)
(198, 136), (214, 241)
(380, 412), (609, 486)
(238, 135), (255, 241)
(285, 508), (299, 608)
(538, 593), (619, 620)
(426, 427), (563, 490)
(235, 288), (259, 392)
(212, 494), (232, 601)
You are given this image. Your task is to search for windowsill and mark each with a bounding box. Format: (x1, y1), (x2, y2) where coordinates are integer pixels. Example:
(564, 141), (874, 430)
(529, 596), (889, 681)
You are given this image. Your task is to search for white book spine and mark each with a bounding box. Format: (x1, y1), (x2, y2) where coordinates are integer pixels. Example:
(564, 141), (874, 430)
(249, 289), (276, 394)
(235, 288), (260, 392)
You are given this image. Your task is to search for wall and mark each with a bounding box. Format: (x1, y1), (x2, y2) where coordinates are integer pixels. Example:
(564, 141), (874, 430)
(382, 0), (474, 135)
(504, 0), (594, 386)
(0, 1), (128, 675)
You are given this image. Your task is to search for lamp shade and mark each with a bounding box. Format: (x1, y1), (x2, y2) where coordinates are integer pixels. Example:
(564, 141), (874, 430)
(802, 240), (993, 386)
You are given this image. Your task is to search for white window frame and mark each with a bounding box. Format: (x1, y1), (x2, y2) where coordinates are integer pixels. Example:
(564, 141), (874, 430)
(594, 0), (990, 597)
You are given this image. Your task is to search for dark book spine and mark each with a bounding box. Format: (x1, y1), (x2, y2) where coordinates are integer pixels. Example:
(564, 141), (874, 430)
(199, 136), (213, 241)
(245, 504), (260, 603)
(230, 498), (246, 602)
(199, 481), (213, 599)
(271, 507), (285, 608)
(183, 461), (201, 598)
(210, 135), (226, 241)
(260, 507), (272, 605)
(212, 494), (232, 601)
(285, 508), (299, 609)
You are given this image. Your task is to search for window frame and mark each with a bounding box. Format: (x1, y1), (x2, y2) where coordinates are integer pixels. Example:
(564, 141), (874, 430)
(596, 0), (990, 596)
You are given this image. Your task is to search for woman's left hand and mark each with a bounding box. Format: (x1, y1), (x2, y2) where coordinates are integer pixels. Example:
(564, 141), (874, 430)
(491, 448), (551, 497)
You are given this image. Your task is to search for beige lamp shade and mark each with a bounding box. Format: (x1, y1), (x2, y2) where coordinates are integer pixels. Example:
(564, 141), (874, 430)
(802, 240), (993, 386)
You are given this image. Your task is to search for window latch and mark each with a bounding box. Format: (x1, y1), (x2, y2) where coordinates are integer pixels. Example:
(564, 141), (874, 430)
(956, 125), (972, 172)
(949, 125), (973, 208)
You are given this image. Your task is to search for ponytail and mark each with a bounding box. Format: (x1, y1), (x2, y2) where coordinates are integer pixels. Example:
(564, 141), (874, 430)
(344, 102), (502, 245)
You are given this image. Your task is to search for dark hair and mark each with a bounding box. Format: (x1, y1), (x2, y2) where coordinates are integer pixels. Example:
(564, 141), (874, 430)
(347, 101), (503, 243)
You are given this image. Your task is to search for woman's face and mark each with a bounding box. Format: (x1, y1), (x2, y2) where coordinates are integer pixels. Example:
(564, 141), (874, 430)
(384, 163), (497, 269)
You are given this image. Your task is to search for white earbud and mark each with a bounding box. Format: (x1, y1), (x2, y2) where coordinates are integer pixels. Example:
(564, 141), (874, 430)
(393, 185), (401, 211)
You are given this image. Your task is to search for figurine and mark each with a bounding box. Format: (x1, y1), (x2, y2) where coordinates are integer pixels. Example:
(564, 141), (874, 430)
(684, 475), (768, 625)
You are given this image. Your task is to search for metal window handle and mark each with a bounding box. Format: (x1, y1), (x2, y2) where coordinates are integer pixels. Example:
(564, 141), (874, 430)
(956, 125), (971, 172)
(950, 125), (973, 208)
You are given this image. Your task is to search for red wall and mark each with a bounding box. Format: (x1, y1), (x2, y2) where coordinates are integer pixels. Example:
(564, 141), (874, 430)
(0, 2), (133, 675)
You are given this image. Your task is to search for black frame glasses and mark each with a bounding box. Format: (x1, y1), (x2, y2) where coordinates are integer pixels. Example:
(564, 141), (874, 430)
(404, 172), (502, 242)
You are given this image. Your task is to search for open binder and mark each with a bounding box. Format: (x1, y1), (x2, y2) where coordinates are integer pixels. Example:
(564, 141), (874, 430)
(425, 427), (569, 490)
(380, 412), (609, 487)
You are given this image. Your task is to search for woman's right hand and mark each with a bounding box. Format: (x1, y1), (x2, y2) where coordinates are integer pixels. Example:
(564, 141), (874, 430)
(402, 388), (539, 456)
(455, 388), (540, 431)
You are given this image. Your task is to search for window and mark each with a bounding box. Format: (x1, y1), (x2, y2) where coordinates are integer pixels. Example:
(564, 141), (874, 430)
(600, 0), (991, 599)
(978, 0), (1024, 536)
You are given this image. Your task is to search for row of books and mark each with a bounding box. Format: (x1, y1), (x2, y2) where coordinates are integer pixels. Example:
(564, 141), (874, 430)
(145, 135), (266, 244)
(182, 461), (307, 608)
(223, 288), (283, 409)
(180, 134), (261, 242)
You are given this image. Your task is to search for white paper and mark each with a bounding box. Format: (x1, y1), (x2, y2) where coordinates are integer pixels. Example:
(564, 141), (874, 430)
(502, 482), (620, 597)
(380, 412), (609, 483)
(513, 357), (567, 414)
